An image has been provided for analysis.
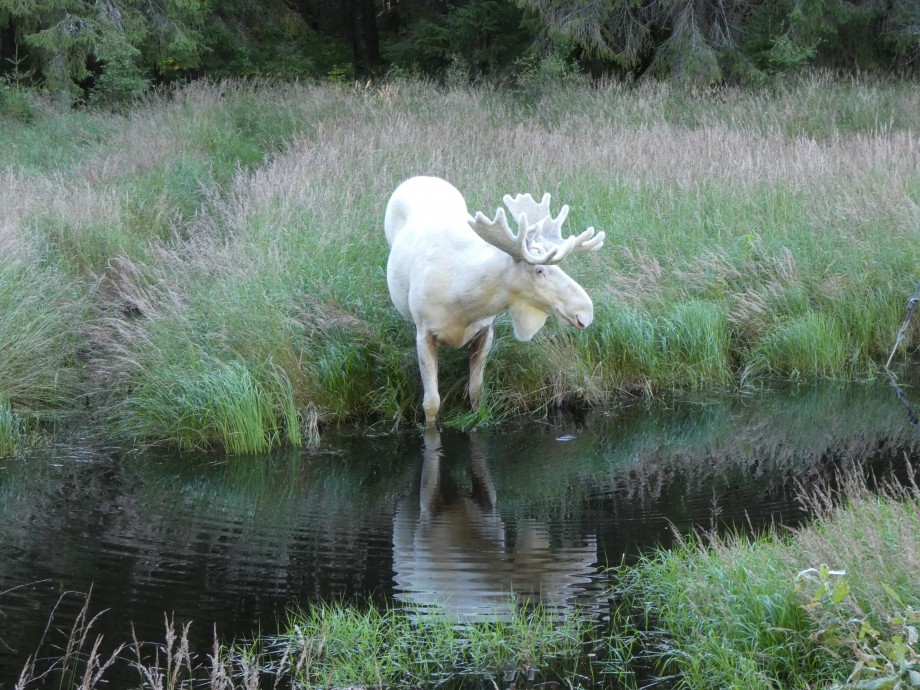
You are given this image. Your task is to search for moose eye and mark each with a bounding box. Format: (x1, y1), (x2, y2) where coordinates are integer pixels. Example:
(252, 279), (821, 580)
(535, 266), (546, 277)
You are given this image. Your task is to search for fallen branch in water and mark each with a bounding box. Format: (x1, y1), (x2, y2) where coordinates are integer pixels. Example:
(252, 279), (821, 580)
(886, 281), (920, 368)
(885, 280), (920, 429)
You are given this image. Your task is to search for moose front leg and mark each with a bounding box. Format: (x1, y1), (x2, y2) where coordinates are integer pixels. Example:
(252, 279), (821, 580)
(417, 330), (441, 426)
(467, 325), (494, 413)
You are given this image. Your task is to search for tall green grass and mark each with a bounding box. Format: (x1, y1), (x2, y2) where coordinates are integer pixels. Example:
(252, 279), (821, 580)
(2, 74), (918, 450)
(0, 396), (20, 457)
(117, 357), (300, 453)
(279, 601), (592, 688)
(0, 229), (86, 417)
(608, 472), (920, 689)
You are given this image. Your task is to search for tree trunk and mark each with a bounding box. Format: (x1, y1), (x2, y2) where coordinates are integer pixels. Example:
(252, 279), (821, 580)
(0, 17), (17, 74)
(348, 0), (380, 75)
(693, 0), (712, 40)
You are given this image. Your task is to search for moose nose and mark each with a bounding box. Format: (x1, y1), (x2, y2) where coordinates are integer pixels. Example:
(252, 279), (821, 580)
(576, 312), (593, 329)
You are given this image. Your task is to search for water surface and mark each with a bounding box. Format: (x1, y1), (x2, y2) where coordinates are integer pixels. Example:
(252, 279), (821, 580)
(1, 381), (917, 685)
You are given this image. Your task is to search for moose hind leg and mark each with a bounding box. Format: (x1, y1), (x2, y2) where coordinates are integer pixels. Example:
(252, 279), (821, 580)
(468, 325), (494, 412)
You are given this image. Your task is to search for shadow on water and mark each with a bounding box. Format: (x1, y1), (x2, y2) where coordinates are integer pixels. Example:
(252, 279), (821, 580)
(1, 380), (919, 686)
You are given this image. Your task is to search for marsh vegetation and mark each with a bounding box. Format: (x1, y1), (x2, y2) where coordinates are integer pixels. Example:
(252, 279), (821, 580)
(2, 75), (919, 453)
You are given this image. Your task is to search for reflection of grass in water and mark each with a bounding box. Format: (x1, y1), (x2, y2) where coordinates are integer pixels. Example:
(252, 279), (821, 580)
(486, 380), (919, 511)
(0, 435), (418, 578)
(472, 381), (920, 544)
(2, 383), (915, 534)
(121, 435), (417, 520)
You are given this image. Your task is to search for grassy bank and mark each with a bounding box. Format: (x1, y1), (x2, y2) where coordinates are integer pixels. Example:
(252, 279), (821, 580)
(2, 74), (919, 452)
(609, 472), (920, 689)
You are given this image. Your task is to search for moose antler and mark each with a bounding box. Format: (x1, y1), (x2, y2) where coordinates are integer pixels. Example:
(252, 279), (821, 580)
(468, 192), (605, 265)
(503, 192), (553, 225)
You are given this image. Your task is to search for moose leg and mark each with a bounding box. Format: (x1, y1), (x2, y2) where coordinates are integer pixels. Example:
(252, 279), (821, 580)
(417, 330), (441, 426)
(467, 325), (494, 412)
(419, 427), (443, 518)
(468, 432), (496, 510)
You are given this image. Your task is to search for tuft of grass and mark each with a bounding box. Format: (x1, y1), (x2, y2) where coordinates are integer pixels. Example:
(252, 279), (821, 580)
(590, 303), (661, 394)
(0, 396), (21, 457)
(659, 299), (732, 388)
(750, 311), (850, 378)
(280, 600), (592, 688)
(115, 357), (300, 454)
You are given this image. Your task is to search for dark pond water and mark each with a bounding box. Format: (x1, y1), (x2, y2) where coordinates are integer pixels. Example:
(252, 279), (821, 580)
(1, 381), (918, 686)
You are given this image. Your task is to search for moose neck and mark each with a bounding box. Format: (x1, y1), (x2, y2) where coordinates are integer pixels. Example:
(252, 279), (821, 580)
(480, 250), (550, 342)
(451, 248), (518, 317)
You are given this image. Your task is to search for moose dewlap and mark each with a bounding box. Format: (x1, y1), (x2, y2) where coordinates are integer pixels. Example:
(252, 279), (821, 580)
(383, 176), (605, 426)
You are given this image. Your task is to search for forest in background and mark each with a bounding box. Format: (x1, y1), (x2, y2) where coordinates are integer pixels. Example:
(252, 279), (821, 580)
(1, 0), (919, 107)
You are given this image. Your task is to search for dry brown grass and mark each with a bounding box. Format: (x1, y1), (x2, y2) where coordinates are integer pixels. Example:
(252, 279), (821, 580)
(13, 590), (314, 690)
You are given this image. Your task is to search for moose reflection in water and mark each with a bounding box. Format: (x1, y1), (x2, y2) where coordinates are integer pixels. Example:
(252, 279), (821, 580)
(392, 429), (599, 620)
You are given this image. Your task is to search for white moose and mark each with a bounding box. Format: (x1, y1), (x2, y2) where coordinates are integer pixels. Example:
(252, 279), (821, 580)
(384, 176), (604, 426)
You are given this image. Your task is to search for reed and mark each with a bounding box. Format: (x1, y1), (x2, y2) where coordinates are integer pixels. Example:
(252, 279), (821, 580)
(0, 396), (20, 457)
(2, 74), (918, 448)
